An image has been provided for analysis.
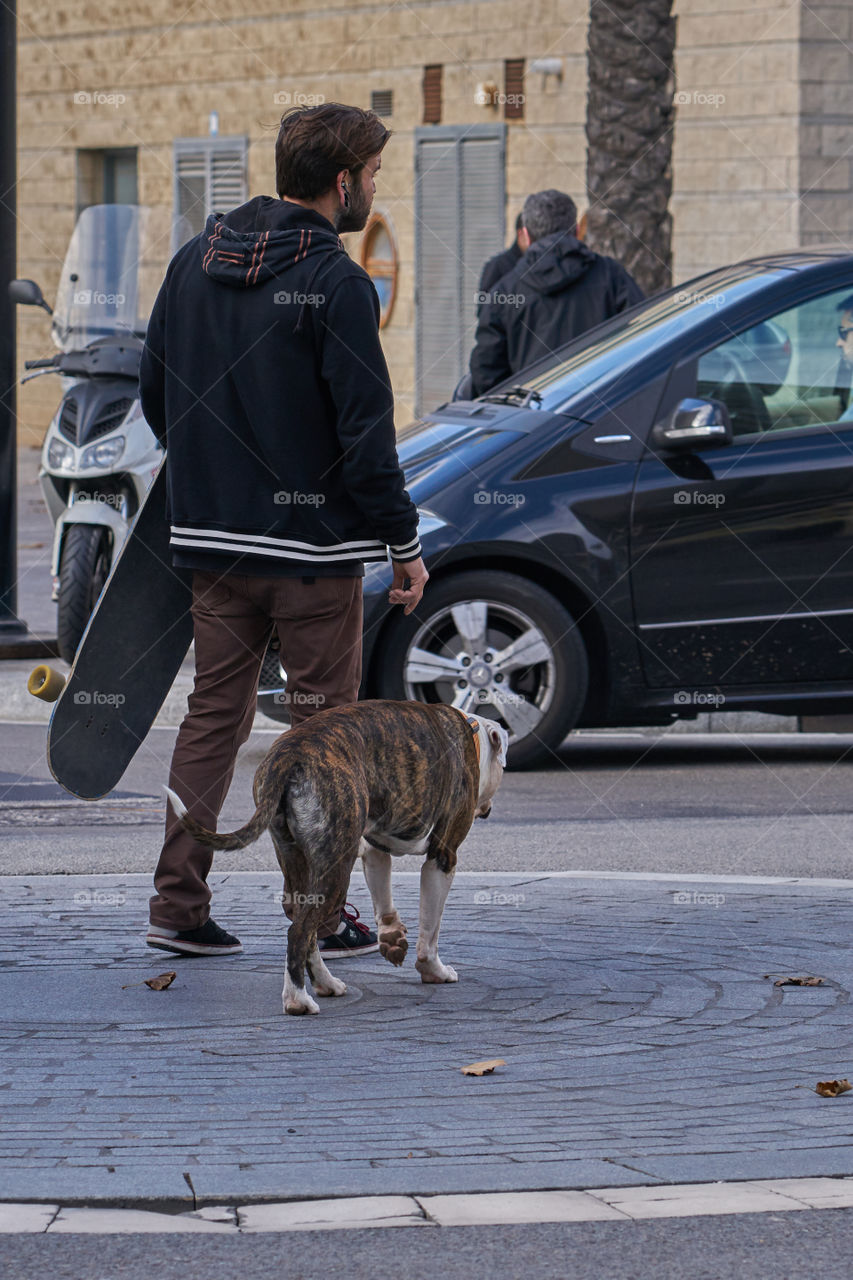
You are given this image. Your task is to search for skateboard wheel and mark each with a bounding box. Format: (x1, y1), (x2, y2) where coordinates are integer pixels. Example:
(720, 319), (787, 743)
(28, 665), (66, 703)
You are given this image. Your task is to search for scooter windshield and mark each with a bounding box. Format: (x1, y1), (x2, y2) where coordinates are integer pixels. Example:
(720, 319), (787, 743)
(51, 204), (170, 351)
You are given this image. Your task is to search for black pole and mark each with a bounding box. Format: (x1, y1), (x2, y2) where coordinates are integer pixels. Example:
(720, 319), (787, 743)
(0, 0), (26, 637)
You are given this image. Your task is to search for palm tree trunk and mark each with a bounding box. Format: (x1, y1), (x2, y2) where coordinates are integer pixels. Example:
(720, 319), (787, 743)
(585, 0), (676, 296)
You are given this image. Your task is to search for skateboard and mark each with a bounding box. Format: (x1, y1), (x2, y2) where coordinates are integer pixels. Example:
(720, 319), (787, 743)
(28, 461), (194, 799)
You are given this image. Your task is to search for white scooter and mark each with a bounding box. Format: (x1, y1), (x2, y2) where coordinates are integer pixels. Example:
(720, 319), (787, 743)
(12, 204), (162, 662)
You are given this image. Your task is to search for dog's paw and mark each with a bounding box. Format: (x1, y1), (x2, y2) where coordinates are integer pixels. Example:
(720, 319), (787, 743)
(416, 958), (458, 984)
(283, 991), (320, 1015)
(379, 924), (408, 968)
(314, 976), (347, 998)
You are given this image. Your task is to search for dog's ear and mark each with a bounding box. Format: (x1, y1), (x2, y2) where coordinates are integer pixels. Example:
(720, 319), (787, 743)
(488, 724), (508, 766)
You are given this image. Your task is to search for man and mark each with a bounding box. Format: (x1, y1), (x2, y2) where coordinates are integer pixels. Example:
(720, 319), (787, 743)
(469, 189), (644, 397)
(476, 211), (525, 312)
(836, 296), (853, 419)
(139, 102), (428, 958)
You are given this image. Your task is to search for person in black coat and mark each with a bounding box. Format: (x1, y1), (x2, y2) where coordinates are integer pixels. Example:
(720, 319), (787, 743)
(476, 212), (525, 312)
(469, 190), (643, 396)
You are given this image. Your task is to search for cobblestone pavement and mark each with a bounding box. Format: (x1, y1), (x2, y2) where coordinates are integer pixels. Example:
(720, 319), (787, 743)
(2, 870), (853, 1204)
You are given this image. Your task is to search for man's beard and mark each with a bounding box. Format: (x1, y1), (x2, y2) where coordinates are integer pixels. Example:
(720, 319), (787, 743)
(335, 182), (372, 233)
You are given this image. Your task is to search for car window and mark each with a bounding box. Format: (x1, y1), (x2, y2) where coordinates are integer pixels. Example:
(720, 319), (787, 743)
(696, 286), (853, 439)
(515, 267), (790, 413)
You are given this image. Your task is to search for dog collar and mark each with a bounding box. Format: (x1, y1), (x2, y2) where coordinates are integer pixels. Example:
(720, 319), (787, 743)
(454, 709), (481, 762)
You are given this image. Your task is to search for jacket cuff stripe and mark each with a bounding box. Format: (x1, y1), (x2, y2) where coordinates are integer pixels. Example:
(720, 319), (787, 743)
(389, 538), (422, 561)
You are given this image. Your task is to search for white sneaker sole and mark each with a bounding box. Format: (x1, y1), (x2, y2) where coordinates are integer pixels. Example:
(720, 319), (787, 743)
(316, 939), (380, 958)
(146, 933), (243, 956)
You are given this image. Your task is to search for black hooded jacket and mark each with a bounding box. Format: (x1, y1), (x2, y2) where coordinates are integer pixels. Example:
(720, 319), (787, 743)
(469, 232), (644, 396)
(139, 196), (420, 577)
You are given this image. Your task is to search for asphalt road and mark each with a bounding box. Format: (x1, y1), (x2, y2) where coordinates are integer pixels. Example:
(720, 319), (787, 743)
(2, 717), (853, 879)
(1, 1211), (851, 1280)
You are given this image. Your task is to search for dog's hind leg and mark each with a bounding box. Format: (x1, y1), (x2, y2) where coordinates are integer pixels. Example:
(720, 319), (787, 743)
(306, 947), (347, 998)
(283, 907), (322, 1015)
(361, 842), (408, 967)
(415, 856), (458, 984)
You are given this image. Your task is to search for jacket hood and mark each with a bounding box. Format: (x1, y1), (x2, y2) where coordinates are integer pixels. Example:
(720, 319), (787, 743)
(516, 231), (596, 296)
(200, 196), (345, 289)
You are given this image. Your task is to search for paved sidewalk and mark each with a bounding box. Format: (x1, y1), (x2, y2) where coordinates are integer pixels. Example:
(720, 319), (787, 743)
(2, 870), (853, 1205)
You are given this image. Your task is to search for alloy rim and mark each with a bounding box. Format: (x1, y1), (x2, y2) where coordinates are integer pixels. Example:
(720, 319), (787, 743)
(402, 599), (555, 743)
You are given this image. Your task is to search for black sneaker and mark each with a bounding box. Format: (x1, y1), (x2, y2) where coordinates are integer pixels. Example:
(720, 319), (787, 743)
(317, 905), (379, 957)
(146, 918), (243, 957)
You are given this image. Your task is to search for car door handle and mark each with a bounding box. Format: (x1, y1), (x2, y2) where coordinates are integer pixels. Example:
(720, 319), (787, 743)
(594, 434), (632, 443)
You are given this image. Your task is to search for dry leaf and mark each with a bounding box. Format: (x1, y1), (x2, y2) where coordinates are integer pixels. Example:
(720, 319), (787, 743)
(145, 971), (177, 990)
(816, 1079), (851, 1097)
(772, 975), (823, 987)
(461, 1058), (506, 1076)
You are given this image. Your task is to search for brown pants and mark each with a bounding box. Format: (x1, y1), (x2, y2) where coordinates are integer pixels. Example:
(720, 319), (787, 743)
(149, 570), (363, 935)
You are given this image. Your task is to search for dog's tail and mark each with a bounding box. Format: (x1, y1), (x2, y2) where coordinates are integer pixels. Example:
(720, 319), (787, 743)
(164, 787), (275, 851)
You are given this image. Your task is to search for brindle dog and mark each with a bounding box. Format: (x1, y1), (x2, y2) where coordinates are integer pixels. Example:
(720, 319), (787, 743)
(166, 699), (508, 1015)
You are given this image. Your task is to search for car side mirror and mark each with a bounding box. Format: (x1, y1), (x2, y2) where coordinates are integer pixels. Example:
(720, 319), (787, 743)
(8, 278), (53, 314)
(652, 398), (732, 451)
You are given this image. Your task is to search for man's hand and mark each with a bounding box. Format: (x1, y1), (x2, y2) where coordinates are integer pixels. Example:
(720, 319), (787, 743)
(388, 557), (429, 616)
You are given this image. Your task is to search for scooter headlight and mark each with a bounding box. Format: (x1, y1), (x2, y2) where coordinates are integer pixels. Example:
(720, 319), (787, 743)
(80, 436), (125, 469)
(47, 437), (75, 471)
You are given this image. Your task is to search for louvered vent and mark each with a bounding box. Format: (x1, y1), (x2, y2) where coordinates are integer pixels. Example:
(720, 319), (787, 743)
(504, 59), (525, 119)
(58, 398), (79, 444)
(423, 66), (442, 125)
(89, 397), (134, 442)
(371, 89), (393, 117)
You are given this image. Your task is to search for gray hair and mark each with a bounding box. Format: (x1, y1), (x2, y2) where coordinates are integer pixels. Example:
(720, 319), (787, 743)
(521, 190), (578, 243)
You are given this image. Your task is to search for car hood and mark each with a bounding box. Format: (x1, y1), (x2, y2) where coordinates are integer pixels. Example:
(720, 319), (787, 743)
(397, 405), (535, 501)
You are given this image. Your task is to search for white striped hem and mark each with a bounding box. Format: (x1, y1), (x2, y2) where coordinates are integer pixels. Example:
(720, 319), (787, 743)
(171, 524), (387, 555)
(170, 535), (388, 564)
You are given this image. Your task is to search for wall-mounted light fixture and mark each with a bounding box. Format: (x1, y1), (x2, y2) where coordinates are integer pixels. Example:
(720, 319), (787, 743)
(528, 57), (563, 82)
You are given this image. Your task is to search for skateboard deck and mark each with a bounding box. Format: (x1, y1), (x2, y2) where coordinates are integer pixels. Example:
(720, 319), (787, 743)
(40, 462), (194, 799)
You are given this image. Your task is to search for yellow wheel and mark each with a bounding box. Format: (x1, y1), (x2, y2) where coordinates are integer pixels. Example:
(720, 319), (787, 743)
(28, 665), (67, 703)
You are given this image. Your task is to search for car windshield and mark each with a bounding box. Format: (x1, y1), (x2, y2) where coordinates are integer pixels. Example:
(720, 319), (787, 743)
(51, 204), (171, 351)
(513, 265), (793, 414)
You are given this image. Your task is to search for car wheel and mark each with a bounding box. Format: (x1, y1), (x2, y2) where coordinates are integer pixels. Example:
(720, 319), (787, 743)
(256, 635), (290, 724)
(376, 571), (589, 769)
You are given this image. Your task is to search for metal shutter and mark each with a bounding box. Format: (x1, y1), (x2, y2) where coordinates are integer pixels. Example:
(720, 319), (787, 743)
(414, 125), (505, 414)
(173, 137), (248, 250)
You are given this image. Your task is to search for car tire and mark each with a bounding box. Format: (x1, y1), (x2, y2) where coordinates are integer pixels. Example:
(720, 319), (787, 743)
(375, 570), (589, 769)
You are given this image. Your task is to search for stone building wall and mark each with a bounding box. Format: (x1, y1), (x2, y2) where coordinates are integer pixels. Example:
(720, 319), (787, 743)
(13, 0), (853, 447)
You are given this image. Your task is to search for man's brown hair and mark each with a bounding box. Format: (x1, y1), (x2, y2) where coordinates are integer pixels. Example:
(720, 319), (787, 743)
(276, 103), (391, 200)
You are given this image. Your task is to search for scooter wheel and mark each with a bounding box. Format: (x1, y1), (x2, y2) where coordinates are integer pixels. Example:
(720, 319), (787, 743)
(28, 665), (67, 703)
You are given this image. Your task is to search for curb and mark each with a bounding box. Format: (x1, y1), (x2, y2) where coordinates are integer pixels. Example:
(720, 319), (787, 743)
(4, 1177), (853, 1233)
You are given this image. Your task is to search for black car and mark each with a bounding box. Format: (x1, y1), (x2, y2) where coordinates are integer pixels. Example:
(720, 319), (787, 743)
(340, 249), (853, 769)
